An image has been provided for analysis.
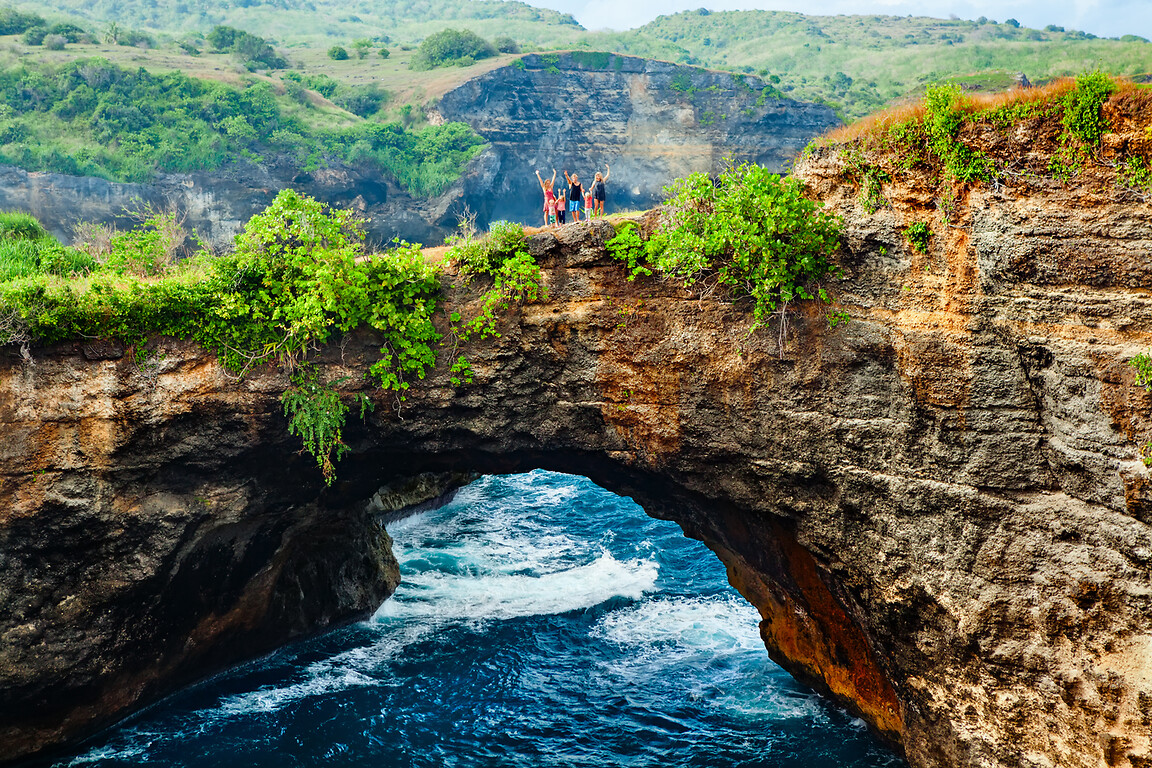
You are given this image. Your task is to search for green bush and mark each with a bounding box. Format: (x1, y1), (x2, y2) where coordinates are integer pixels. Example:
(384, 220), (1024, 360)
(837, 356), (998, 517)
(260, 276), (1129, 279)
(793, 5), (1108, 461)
(327, 45), (349, 61)
(334, 83), (389, 118)
(206, 26), (288, 68)
(645, 162), (841, 326)
(0, 211), (96, 280)
(411, 28), (496, 69)
(0, 210), (48, 240)
(494, 36), (520, 54)
(447, 222), (543, 343)
(905, 221), (932, 253)
(446, 218), (526, 273)
(923, 83), (991, 183)
(378, 47), (390, 59)
(1063, 71), (1115, 146)
(21, 26), (47, 45)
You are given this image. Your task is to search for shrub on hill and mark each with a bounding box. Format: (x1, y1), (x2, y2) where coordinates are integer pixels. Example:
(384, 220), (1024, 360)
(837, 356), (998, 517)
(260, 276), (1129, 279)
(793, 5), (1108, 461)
(0, 211), (95, 281)
(494, 36), (519, 53)
(0, 6), (44, 36)
(411, 28), (497, 69)
(206, 25), (286, 69)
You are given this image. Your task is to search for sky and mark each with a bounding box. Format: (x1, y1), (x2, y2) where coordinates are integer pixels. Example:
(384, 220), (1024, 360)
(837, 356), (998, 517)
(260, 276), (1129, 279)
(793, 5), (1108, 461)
(526, 0), (1152, 40)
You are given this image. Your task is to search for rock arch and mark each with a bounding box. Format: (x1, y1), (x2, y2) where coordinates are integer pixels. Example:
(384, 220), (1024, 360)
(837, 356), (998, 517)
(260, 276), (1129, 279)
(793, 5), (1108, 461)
(3, 185), (1152, 768)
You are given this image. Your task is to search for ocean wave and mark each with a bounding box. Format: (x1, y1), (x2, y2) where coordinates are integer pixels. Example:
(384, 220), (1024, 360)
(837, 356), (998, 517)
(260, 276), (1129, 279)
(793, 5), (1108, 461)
(376, 551), (659, 623)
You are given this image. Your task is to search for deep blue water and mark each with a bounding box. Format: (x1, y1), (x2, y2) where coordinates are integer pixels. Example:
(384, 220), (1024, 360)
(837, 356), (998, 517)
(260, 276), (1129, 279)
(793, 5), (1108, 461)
(58, 471), (904, 768)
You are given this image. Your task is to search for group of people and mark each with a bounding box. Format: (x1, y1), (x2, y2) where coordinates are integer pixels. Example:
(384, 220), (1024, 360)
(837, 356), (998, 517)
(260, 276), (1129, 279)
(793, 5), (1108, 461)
(535, 166), (609, 227)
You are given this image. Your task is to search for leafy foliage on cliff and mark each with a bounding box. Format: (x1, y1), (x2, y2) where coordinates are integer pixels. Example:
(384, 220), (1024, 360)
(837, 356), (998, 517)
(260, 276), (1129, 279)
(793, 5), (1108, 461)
(444, 219), (544, 385)
(281, 363), (372, 484)
(616, 163), (841, 329)
(0, 192), (443, 478)
(0, 57), (484, 196)
(818, 74), (1151, 223)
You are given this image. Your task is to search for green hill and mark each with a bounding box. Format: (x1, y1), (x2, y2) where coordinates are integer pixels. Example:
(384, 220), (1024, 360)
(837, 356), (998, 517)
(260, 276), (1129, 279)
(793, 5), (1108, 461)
(8, 0), (583, 48)
(589, 10), (1152, 119)
(2, 0), (1152, 139)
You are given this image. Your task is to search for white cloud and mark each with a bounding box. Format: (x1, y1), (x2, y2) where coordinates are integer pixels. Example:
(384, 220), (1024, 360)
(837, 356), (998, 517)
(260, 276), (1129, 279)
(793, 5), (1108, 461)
(528, 0), (1152, 39)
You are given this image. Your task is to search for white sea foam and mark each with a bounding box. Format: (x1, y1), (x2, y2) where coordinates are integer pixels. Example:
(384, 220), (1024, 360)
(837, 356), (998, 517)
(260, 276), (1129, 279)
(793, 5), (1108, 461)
(65, 744), (150, 765)
(380, 472), (659, 624)
(377, 551), (659, 623)
(592, 594), (827, 721)
(594, 594), (764, 653)
(206, 620), (435, 720)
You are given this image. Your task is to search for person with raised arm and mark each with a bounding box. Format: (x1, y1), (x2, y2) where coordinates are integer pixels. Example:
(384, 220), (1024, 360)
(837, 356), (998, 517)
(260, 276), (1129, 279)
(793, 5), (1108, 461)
(563, 170), (584, 223)
(590, 164), (610, 218)
(535, 168), (557, 227)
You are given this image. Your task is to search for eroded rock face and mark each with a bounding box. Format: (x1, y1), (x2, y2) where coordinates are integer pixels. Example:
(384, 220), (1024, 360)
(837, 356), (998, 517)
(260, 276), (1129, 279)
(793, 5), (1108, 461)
(441, 53), (839, 225)
(0, 162), (431, 249)
(3, 162), (1152, 768)
(0, 55), (837, 249)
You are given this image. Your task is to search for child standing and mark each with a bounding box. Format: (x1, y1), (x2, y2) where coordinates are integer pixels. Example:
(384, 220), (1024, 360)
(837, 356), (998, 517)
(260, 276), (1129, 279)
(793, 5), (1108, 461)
(556, 192), (567, 225)
(583, 185), (595, 220)
(535, 168), (557, 227)
(546, 196), (558, 227)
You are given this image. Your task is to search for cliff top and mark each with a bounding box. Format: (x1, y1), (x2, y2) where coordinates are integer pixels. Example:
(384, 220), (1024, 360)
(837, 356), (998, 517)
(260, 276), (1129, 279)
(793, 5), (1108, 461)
(799, 75), (1152, 204)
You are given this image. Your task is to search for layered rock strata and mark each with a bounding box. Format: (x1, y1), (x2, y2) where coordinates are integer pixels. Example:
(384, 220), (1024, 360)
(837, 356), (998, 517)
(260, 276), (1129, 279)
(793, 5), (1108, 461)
(3, 155), (1152, 768)
(439, 52), (838, 225)
(0, 54), (837, 249)
(0, 161), (442, 250)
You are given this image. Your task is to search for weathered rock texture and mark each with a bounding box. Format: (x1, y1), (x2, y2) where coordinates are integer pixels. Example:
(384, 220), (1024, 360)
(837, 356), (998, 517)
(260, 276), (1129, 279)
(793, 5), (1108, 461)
(440, 52), (839, 225)
(3, 104), (1152, 768)
(0, 161), (441, 249)
(0, 54), (836, 249)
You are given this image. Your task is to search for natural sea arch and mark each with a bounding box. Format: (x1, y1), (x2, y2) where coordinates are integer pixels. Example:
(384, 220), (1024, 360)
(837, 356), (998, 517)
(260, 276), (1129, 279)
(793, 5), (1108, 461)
(4, 217), (1152, 768)
(46, 469), (901, 767)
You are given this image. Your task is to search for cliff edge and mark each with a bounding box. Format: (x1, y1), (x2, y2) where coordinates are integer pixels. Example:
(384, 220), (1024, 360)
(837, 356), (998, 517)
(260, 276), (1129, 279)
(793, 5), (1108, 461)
(2, 81), (1152, 768)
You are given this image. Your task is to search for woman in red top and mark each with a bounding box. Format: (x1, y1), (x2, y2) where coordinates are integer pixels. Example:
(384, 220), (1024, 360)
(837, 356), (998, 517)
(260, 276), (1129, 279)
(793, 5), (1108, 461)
(535, 169), (557, 226)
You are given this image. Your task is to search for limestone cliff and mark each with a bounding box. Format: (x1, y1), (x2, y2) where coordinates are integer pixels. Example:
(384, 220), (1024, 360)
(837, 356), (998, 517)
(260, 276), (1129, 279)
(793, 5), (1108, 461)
(0, 160), (441, 250)
(0, 54), (837, 248)
(3, 97), (1152, 768)
(439, 52), (839, 224)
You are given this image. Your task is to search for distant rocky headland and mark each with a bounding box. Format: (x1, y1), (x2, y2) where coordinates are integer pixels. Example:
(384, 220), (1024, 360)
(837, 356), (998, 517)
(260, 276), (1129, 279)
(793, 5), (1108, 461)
(0, 53), (837, 248)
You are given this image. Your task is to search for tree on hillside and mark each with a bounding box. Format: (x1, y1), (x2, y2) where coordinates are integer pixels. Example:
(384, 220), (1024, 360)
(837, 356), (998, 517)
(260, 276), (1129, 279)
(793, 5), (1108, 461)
(494, 36), (519, 53)
(207, 24), (241, 51)
(0, 7), (44, 35)
(411, 28), (497, 69)
(352, 38), (373, 58)
(207, 25), (286, 69)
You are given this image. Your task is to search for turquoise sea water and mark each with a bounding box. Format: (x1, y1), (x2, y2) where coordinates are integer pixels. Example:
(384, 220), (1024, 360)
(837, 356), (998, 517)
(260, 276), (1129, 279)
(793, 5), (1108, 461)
(58, 471), (905, 768)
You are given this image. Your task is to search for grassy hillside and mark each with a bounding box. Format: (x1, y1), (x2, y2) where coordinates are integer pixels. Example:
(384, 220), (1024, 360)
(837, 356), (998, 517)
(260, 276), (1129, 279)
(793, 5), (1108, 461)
(8, 0), (583, 49)
(0, 0), (1148, 184)
(0, 40), (487, 194)
(589, 10), (1152, 119)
